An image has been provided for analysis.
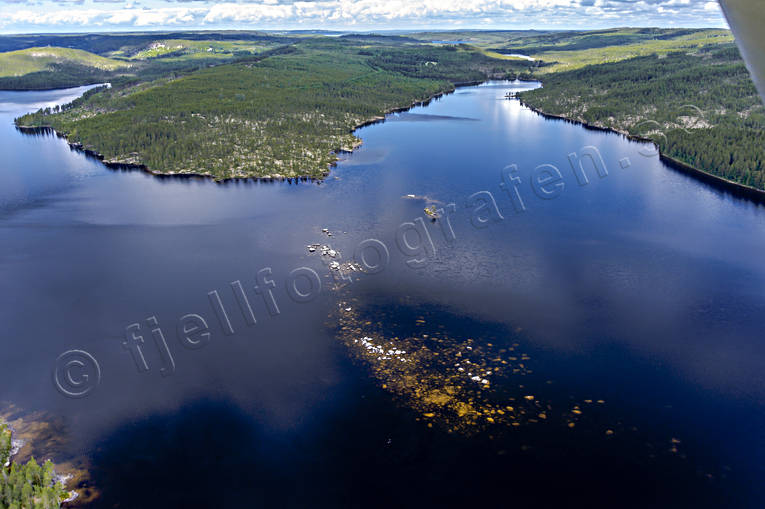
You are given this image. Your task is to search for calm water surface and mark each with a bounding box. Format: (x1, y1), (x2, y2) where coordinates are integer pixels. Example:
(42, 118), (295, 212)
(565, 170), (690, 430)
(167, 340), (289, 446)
(1, 82), (763, 508)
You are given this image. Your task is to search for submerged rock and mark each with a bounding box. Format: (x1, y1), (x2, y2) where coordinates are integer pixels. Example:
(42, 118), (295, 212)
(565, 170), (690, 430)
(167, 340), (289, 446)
(424, 205), (439, 220)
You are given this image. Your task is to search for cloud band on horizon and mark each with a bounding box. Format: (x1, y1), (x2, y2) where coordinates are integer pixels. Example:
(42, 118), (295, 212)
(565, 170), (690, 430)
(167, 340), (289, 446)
(0, 0), (727, 33)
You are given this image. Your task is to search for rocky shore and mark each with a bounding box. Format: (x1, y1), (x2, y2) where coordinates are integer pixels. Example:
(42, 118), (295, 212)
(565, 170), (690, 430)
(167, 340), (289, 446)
(0, 405), (97, 507)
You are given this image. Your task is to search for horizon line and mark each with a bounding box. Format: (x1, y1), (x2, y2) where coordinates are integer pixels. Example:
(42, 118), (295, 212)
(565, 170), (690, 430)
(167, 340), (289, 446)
(0, 25), (731, 37)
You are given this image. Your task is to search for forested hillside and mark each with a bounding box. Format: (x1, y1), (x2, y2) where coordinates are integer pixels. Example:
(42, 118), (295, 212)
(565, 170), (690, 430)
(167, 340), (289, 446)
(0, 47), (131, 90)
(484, 28), (734, 72)
(0, 47), (127, 77)
(0, 36), (281, 90)
(519, 44), (765, 189)
(366, 44), (534, 82)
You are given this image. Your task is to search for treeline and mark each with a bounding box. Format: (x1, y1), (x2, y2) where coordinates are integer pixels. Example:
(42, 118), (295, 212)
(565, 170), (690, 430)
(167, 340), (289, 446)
(0, 424), (67, 509)
(520, 44), (765, 189)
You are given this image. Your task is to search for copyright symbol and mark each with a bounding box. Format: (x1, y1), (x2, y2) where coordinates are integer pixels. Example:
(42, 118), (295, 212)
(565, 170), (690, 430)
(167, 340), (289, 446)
(53, 350), (101, 399)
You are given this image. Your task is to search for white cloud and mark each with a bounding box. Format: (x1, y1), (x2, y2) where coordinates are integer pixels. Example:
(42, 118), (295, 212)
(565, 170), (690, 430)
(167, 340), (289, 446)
(202, 2), (290, 23)
(0, 0), (728, 31)
(703, 0), (720, 11)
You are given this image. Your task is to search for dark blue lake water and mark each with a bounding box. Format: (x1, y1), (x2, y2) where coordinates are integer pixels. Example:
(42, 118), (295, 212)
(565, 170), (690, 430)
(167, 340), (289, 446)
(0, 81), (763, 508)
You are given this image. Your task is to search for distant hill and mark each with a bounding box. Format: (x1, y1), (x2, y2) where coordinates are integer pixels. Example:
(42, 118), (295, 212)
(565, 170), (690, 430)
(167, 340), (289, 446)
(0, 32), (292, 55)
(0, 47), (129, 77)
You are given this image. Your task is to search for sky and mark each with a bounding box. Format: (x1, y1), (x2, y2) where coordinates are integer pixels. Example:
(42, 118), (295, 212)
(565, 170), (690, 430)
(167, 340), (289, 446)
(0, 0), (728, 34)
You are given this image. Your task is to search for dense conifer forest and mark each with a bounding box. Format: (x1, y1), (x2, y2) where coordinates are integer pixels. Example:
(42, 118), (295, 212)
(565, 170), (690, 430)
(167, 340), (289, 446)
(519, 44), (765, 189)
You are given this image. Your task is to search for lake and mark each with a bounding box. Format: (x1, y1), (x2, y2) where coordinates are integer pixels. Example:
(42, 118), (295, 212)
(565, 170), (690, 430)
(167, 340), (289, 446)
(1, 81), (763, 508)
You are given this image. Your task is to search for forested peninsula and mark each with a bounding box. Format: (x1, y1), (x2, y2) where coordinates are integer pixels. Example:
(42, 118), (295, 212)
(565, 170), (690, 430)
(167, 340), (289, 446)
(13, 39), (528, 180)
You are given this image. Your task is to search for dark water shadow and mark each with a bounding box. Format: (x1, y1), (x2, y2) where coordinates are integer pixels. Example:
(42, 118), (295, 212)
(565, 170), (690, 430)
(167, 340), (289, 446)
(387, 113), (481, 122)
(83, 340), (753, 509)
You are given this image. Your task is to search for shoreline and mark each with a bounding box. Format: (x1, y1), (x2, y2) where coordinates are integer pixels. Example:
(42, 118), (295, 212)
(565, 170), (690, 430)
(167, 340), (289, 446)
(15, 80), (488, 184)
(0, 80), (109, 93)
(518, 99), (765, 204)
